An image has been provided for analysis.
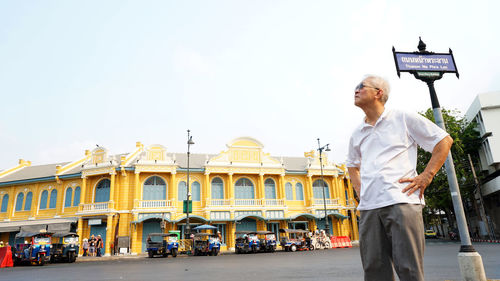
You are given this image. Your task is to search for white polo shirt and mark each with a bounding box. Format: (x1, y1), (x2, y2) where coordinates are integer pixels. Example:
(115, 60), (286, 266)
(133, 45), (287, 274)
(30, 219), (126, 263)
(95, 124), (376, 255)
(346, 108), (449, 211)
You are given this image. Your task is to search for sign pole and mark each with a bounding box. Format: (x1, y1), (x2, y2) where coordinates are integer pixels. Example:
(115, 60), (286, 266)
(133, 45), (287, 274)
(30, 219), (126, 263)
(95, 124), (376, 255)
(393, 38), (487, 281)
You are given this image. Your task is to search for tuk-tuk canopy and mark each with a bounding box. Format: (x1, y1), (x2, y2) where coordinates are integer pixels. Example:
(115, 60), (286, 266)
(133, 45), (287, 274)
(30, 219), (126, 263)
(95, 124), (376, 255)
(147, 233), (178, 238)
(193, 224), (217, 230)
(15, 231), (53, 239)
(234, 231), (258, 235)
(52, 232), (78, 238)
(256, 231), (274, 235)
(279, 228), (309, 234)
(193, 233), (218, 237)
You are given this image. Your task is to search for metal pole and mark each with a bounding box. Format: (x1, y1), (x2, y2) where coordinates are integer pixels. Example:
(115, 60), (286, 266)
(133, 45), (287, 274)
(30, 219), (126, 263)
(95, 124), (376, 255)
(317, 138), (330, 235)
(186, 130), (191, 239)
(425, 81), (487, 280)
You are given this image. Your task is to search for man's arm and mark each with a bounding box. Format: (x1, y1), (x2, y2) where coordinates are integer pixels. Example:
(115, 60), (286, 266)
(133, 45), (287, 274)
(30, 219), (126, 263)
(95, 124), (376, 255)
(347, 167), (361, 197)
(400, 135), (453, 199)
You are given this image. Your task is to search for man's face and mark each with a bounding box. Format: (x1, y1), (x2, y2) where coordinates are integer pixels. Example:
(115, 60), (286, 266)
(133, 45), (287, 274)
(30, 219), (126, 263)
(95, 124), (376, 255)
(354, 79), (380, 108)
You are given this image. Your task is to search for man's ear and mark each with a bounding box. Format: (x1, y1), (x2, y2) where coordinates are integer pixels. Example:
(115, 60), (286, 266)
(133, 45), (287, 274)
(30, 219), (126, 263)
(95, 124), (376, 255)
(375, 89), (384, 101)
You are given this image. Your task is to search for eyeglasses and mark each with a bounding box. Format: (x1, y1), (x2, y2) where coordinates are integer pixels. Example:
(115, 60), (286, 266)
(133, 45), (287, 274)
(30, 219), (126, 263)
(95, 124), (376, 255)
(355, 83), (379, 91)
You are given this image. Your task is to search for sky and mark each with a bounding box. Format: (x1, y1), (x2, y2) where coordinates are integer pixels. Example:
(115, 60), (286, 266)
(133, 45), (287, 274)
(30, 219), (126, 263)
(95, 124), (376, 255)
(1, 0), (499, 170)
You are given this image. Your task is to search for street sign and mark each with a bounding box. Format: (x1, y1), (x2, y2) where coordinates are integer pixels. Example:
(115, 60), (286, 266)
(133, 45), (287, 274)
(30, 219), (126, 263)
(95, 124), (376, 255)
(392, 48), (459, 78)
(183, 200), (192, 214)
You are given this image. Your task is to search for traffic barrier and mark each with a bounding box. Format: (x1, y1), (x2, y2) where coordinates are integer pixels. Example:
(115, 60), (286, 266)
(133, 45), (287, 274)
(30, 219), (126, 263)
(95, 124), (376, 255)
(471, 238), (500, 243)
(0, 246), (14, 268)
(330, 236), (352, 248)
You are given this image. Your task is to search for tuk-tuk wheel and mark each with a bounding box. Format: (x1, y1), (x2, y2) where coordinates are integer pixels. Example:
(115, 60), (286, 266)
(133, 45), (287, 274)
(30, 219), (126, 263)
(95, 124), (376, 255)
(290, 245), (297, 252)
(284, 246), (289, 252)
(38, 255), (45, 266)
(148, 251), (154, 258)
(212, 248), (219, 256)
(172, 248), (178, 258)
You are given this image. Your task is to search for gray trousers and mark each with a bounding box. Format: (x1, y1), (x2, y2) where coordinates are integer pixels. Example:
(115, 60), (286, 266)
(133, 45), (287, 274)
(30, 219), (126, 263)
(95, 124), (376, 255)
(359, 203), (425, 281)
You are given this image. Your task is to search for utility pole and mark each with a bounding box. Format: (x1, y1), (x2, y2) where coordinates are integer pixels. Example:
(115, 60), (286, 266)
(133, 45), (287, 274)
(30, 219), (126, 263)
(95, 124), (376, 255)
(467, 154), (494, 240)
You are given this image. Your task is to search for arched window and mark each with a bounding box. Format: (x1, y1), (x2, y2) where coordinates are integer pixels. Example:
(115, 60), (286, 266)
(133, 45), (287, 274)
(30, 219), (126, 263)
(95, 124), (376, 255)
(0, 194), (8, 213)
(95, 179), (111, 203)
(65, 187), (73, 207)
(15, 193), (24, 211)
(295, 183), (304, 201)
(264, 179), (276, 199)
(178, 181), (187, 201)
(235, 178), (254, 199)
(285, 183), (293, 200)
(211, 178), (224, 199)
(313, 180), (330, 199)
(39, 190), (48, 210)
(143, 176), (166, 200)
(73, 187), (81, 206)
(49, 189), (58, 209)
(191, 181), (201, 201)
(24, 192), (33, 211)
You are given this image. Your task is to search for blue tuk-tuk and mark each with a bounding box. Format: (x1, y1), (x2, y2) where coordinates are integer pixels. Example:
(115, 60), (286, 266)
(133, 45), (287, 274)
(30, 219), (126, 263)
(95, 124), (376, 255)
(256, 231), (277, 252)
(12, 231), (52, 266)
(50, 232), (79, 263)
(192, 233), (220, 256)
(146, 233), (179, 258)
(235, 231), (260, 254)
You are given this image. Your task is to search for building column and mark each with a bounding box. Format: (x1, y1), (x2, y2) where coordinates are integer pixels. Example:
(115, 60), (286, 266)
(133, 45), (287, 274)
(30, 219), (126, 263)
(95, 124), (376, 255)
(258, 174), (264, 199)
(228, 173), (233, 203)
(105, 215), (114, 256)
(7, 186), (15, 218)
(170, 172), (176, 203)
(30, 183), (40, 218)
(131, 219), (138, 254)
(305, 175), (313, 206)
(204, 173), (210, 207)
(109, 173), (116, 207)
(77, 218), (83, 256)
(279, 175), (285, 200)
(227, 222), (235, 249)
(134, 172), (140, 208)
(331, 177), (338, 202)
(81, 176), (87, 206)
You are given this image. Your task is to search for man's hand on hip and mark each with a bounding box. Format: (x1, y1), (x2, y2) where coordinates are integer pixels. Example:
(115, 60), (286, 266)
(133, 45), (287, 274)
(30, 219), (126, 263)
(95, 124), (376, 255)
(399, 171), (434, 199)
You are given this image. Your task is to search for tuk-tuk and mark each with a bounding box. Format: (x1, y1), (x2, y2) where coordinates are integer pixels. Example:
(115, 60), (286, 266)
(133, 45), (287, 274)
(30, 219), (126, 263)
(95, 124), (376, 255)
(278, 229), (313, 252)
(234, 231), (260, 254)
(146, 233), (179, 258)
(12, 231), (52, 266)
(256, 231), (277, 252)
(50, 232), (79, 263)
(192, 233), (220, 256)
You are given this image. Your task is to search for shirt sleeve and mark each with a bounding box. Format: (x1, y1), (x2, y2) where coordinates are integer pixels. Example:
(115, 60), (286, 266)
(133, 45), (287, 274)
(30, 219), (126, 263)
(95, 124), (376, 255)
(346, 135), (361, 168)
(405, 111), (449, 152)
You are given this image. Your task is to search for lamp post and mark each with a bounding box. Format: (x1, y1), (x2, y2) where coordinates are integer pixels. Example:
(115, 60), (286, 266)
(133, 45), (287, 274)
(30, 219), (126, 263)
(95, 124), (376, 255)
(317, 138), (331, 235)
(185, 130), (194, 239)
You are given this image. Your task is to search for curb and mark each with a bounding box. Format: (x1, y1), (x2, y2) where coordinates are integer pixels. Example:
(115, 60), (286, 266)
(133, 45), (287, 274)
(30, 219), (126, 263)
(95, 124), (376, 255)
(471, 239), (500, 243)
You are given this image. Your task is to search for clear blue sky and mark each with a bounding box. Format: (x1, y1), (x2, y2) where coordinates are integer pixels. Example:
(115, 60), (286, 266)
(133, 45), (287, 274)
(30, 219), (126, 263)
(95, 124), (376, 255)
(1, 0), (499, 169)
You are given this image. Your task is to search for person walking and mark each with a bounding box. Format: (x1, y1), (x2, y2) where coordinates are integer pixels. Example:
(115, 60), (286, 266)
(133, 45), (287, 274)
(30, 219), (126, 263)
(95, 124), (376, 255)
(89, 235), (96, 257)
(96, 235), (103, 257)
(82, 238), (89, 256)
(346, 75), (453, 281)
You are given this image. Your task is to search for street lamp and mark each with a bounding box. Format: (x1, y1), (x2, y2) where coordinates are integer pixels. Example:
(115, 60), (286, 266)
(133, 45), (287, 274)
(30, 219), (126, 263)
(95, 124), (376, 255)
(317, 138), (331, 235)
(185, 130), (195, 239)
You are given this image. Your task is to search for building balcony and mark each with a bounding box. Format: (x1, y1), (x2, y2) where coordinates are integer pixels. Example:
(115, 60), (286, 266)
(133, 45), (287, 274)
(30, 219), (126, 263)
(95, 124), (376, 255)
(133, 200), (175, 210)
(78, 202), (114, 214)
(205, 198), (285, 208)
(312, 198), (340, 207)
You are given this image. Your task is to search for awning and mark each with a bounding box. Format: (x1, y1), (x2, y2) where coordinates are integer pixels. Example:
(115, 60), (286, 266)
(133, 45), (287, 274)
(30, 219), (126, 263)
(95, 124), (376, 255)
(0, 218), (77, 233)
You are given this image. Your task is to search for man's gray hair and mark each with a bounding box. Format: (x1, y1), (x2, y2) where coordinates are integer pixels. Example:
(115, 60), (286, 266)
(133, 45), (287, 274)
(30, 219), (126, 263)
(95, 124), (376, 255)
(364, 75), (390, 104)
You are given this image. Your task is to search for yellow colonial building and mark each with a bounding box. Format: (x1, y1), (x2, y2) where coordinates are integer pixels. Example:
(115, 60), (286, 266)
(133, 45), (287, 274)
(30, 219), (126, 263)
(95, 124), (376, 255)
(0, 137), (358, 255)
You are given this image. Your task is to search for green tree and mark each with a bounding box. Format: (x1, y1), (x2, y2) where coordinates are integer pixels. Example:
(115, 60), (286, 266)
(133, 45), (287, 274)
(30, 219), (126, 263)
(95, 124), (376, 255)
(417, 108), (481, 236)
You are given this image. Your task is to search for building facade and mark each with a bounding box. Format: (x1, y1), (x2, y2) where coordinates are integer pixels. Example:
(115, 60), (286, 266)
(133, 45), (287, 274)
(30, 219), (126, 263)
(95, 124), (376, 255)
(0, 137), (358, 255)
(465, 92), (500, 238)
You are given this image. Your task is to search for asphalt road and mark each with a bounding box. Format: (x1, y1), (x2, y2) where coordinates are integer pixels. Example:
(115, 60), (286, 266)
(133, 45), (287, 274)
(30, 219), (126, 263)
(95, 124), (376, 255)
(1, 241), (499, 281)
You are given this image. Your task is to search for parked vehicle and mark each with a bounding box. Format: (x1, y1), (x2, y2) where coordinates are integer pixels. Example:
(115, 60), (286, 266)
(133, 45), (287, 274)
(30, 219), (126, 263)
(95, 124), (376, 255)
(425, 229), (438, 239)
(256, 231), (277, 252)
(12, 231), (52, 266)
(235, 231), (260, 254)
(279, 229), (313, 252)
(192, 233), (220, 256)
(146, 233), (179, 258)
(50, 232), (79, 263)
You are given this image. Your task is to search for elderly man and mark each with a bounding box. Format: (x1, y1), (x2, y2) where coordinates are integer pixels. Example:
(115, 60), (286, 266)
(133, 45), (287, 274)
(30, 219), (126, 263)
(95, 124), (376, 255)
(346, 75), (453, 281)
